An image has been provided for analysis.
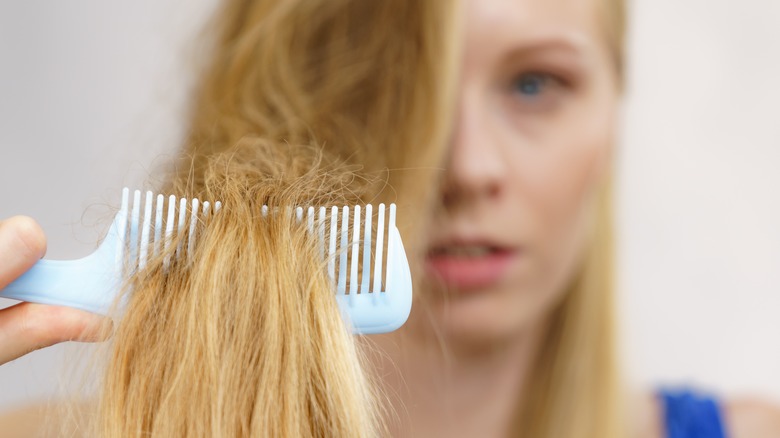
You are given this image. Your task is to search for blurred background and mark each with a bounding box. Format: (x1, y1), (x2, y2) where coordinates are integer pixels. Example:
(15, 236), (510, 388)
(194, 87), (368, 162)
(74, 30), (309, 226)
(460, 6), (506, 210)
(1, 0), (779, 409)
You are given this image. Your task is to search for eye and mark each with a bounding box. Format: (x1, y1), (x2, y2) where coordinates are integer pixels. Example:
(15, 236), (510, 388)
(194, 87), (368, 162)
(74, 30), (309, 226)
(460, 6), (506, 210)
(506, 71), (570, 114)
(511, 72), (560, 98)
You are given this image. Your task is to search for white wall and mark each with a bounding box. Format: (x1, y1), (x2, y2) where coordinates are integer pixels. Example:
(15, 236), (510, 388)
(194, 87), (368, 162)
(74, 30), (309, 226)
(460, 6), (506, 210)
(617, 0), (780, 401)
(0, 0), (779, 410)
(0, 0), (220, 409)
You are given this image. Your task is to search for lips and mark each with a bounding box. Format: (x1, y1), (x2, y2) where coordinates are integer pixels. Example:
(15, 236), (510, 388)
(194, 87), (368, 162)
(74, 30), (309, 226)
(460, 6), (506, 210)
(425, 241), (518, 290)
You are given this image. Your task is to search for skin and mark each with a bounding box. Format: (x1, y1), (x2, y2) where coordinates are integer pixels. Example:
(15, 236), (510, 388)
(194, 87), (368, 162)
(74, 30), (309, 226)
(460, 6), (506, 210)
(1, 0), (778, 436)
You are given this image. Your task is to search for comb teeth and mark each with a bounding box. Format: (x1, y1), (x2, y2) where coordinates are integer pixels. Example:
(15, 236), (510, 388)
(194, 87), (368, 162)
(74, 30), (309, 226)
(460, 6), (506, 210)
(123, 188), (394, 293)
(239, 202), (394, 294)
(315, 203), (393, 294)
(125, 189), (220, 271)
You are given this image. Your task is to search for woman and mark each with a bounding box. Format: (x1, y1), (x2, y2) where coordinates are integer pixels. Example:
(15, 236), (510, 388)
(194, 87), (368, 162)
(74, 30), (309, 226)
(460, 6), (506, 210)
(1, 0), (779, 436)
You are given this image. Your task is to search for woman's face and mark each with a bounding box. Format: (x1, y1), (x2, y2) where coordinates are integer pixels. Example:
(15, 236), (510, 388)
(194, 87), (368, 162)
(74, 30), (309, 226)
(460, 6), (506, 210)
(418, 0), (620, 345)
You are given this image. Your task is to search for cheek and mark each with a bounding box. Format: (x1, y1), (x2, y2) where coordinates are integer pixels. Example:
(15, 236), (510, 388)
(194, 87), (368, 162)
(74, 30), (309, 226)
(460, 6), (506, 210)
(509, 109), (613, 291)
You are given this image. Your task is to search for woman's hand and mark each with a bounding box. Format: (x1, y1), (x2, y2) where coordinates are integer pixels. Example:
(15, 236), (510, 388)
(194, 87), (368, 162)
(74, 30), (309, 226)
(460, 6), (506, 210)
(0, 216), (108, 365)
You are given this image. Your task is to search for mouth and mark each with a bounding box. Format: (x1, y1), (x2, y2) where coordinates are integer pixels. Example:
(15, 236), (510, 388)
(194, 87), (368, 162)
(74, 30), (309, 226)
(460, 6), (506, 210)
(425, 242), (518, 290)
(428, 245), (499, 258)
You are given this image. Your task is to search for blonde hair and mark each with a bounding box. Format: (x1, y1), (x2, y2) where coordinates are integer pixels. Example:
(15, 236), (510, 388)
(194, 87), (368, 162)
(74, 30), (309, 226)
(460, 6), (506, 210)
(94, 1), (459, 437)
(92, 0), (627, 436)
(99, 143), (379, 437)
(182, 0), (460, 223)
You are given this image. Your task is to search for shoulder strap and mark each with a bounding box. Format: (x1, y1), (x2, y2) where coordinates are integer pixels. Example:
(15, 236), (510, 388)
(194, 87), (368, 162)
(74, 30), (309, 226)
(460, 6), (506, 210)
(659, 388), (727, 438)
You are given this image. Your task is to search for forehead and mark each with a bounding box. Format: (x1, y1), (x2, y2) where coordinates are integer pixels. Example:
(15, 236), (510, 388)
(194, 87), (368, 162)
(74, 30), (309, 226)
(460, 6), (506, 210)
(464, 0), (604, 62)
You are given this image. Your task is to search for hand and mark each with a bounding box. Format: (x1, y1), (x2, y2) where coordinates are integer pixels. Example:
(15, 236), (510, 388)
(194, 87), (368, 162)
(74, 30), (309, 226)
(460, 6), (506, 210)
(0, 216), (109, 365)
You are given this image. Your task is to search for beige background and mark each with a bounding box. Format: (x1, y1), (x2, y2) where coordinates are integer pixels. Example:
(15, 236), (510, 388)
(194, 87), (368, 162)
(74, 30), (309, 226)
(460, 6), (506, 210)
(1, 0), (779, 409)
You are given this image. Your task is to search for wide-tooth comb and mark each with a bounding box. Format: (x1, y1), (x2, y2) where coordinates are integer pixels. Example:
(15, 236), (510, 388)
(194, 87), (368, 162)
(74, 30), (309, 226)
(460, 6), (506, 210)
(0, 188), (413, 335)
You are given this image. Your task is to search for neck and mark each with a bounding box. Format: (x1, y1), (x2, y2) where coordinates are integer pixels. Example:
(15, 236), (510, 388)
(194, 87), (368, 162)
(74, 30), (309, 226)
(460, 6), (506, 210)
(368, 320), (547, 438)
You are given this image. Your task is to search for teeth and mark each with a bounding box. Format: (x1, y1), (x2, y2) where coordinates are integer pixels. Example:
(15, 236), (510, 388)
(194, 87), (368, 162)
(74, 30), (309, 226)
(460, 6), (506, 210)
(438, 246), (492, 257)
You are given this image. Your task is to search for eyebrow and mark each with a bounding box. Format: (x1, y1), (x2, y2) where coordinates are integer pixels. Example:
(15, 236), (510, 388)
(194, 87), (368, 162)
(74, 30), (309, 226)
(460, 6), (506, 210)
(508, 32), (593, 57)
(499, 31), (596, 71)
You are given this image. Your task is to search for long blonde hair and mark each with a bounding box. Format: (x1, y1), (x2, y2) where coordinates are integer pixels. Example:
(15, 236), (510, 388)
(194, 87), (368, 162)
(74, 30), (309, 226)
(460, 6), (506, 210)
(95, 1), (460, 437)
(95, 0), (627, 436)
(99, 143), (380, 437)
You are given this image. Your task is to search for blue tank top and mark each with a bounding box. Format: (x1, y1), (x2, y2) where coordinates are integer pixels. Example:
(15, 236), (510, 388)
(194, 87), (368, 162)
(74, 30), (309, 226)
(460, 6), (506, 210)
(659, 388), (728, 438)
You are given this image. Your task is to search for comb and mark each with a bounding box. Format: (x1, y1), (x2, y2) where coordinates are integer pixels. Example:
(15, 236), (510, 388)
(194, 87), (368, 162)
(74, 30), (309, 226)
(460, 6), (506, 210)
(0, 188), (412, 334)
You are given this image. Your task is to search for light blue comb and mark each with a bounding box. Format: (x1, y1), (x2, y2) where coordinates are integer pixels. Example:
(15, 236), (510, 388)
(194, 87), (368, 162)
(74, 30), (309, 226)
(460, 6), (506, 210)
(0, 188), (413, 334)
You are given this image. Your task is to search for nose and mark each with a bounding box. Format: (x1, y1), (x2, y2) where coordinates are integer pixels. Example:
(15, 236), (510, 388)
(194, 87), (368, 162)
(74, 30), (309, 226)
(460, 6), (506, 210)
(442, 95), (508, 208)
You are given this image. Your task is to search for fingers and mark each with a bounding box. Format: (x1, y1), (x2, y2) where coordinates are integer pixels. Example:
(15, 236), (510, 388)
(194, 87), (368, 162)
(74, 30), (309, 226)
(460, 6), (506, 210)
(0, 302), (111, 365)
(0, 216), (47, 290)
(0, 217), (111, 365)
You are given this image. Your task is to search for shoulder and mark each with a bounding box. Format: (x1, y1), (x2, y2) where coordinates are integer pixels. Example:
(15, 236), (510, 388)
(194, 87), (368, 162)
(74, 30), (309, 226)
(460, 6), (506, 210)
(724, 397), (780, 438)
(635, 389), (780, 438)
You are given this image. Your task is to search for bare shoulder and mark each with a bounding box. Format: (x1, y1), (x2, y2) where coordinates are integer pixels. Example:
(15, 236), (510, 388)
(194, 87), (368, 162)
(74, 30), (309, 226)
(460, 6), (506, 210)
(724, 397), (780, 438)
(0, 399), (95, 438)
(631, 390), (780, 438)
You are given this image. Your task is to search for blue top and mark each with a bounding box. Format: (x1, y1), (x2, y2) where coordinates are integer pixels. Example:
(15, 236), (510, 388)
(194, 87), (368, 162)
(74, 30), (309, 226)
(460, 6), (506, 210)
(659, 388), (728, 438)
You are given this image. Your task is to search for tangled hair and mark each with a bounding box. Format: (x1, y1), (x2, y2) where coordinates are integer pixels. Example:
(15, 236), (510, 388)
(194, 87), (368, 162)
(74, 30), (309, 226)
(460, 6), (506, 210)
(98, 142), (380, 437)
(90, 0), (461, 436)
